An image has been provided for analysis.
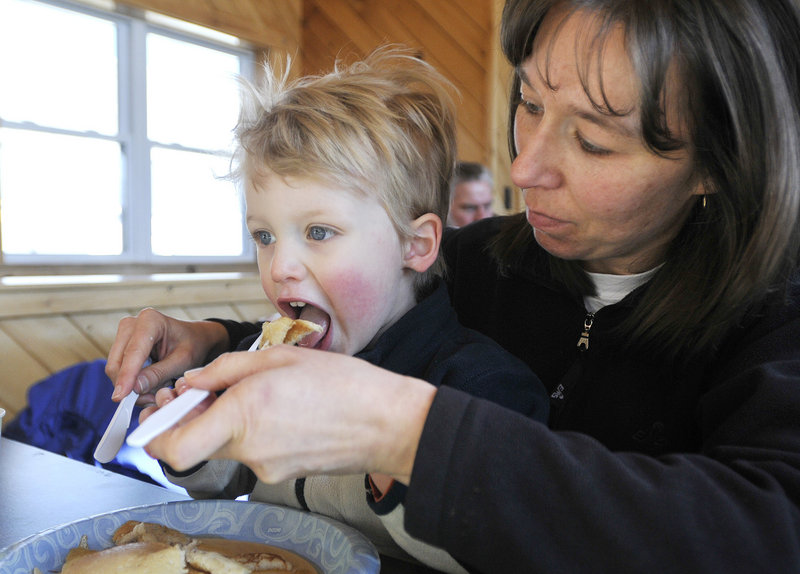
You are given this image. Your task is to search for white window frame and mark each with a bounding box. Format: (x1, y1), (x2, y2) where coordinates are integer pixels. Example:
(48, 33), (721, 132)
(0, 0), (255, 267)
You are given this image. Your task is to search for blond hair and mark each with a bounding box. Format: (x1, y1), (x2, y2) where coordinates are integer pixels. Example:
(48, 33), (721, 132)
(231, 45), (458, 296)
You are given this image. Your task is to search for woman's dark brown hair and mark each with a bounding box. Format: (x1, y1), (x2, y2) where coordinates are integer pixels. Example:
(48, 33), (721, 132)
(495, 0), (800, 358)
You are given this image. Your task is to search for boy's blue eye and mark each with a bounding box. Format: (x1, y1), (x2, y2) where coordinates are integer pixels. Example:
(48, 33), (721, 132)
(254, 230), (274, 246)
(308, 226), (335, 241)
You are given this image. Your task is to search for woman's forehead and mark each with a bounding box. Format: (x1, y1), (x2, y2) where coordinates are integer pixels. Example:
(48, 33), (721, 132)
(526, 4), (691, 145)
(529, 6), (639, 114)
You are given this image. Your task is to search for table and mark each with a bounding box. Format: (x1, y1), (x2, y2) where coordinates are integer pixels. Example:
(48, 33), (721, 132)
(0, 439), (437, 572)
(0, 438), (189, 551)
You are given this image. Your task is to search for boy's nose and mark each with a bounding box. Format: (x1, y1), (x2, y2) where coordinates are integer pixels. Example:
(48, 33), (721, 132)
(269, 243), (306, 283)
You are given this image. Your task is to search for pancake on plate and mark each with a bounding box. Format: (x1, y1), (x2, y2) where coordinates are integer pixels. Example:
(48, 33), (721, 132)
(56, 520), (318, 573)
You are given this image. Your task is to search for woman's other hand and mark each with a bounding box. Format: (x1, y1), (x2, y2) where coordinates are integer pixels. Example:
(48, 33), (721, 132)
(138, 382), (216, 431)
(105, 307), (229, 403)
(142, 346), (437, 485)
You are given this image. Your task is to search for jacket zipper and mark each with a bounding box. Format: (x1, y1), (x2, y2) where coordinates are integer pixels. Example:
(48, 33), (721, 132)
(577, 312), (594, 351)
(549, 312), (595, 409)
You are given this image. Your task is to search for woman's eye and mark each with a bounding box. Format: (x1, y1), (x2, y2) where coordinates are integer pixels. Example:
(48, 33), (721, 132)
(575, 133), (611, 156)
(308, 226), (335, 241)
(519, 98), (543, 116)
(253, 230), (274, 246)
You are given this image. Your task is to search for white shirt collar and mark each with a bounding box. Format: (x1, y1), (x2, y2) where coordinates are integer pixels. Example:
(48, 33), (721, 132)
(583, 267), (660, 313)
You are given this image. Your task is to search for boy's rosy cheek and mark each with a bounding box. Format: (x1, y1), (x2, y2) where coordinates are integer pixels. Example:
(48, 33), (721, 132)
(326, 269), (383, 314)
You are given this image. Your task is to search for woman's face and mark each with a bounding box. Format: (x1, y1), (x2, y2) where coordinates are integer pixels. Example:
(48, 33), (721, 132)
(511, 6), (704, 274)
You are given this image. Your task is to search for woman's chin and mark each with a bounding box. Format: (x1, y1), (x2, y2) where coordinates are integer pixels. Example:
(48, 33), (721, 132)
(532, 228), (584, 261)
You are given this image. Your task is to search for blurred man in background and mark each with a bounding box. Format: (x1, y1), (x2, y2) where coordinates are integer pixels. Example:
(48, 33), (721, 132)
(447, 161), (495, 227)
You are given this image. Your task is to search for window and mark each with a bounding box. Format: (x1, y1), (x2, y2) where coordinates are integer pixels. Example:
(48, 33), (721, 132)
(0, 0), (254, 265)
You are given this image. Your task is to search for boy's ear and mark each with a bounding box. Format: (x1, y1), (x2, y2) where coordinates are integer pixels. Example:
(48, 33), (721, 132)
(403, 213), (442, 273)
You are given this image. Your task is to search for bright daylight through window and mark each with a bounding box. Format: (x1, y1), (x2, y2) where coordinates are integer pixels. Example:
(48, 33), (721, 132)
(0, 0), (253, 264)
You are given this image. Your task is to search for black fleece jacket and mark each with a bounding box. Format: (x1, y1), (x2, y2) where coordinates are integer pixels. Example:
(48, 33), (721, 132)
(401, 216), (800, 573)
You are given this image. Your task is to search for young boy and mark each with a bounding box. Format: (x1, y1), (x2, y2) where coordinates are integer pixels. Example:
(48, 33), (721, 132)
(159, 47), (548, 573)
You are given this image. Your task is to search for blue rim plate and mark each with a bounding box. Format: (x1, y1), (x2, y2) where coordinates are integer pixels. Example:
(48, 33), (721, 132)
(0, 499), (380, 574)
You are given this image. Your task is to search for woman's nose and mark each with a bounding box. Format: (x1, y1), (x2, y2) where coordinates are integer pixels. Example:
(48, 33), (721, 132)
(510, 118), (563, 191)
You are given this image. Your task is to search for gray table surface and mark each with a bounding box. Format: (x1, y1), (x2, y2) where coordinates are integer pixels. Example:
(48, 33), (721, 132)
(0, 438), (440, 572)
(0, 437), (189, 552)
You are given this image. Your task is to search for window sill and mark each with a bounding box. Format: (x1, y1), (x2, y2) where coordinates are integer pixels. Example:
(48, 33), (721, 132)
(0, 271), (256, 288)
(0, 271), (264, 319)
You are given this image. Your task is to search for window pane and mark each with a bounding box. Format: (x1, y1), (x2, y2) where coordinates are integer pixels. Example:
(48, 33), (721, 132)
(150, 147), (243, 257)
(0, 0), (118, 135)
(147, 33), (241, 150)
(0, 129), (123, 255)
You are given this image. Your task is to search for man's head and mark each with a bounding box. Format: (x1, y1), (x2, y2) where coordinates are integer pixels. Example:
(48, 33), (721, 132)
(448, 162), (494, 227)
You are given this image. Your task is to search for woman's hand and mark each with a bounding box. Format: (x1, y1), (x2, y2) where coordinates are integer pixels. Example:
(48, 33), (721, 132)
(105, 307), (230, 403)
(142, 346), (438, 485)
(138, 382), (216, 427)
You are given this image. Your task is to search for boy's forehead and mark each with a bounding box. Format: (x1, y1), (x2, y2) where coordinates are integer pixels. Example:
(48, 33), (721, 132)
(245, 167), (405, 224)
(246, 172), (383, 208)
(250, 169), (350, 193)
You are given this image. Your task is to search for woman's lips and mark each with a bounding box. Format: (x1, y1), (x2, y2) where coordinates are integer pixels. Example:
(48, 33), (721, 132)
(527, 209), (569, 232)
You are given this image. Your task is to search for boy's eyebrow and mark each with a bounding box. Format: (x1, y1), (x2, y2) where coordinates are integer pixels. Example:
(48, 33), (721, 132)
(518, 66), (639, 140)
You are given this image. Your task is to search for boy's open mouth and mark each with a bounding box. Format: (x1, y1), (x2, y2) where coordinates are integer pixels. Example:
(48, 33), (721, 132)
(284, 301), (330, 348)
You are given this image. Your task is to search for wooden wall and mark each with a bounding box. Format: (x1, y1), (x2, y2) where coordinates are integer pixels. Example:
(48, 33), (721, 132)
(301, 0), (519, 212)
(0, 274), (274, 420)
(117, 0), (302, 54)
(302, 0), (490, 163)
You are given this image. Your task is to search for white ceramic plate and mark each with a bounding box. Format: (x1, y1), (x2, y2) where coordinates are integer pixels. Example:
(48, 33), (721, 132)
(0, 499), (380, 574)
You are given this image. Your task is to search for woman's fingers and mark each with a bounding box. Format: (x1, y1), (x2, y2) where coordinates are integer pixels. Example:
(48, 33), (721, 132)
(143, 348), (438, 484)
(136, 387), (176, 424)
(138, 386), (215, 456)
(106, 313), (155, 396)
(143, 387), (238, 470)
(105, 308), (229, 401)
(179, 345), (303, 391)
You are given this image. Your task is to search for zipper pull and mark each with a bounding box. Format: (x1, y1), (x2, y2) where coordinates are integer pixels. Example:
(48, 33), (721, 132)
(577, 313), (594, 351)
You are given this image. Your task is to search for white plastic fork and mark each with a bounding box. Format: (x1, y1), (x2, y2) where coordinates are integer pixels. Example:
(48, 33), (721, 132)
(126, 387), (210, 448)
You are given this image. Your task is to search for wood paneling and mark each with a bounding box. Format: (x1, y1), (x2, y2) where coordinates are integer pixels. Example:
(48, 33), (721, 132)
(488, 0), (521, 213)
(302, 0), (489, 159)
(0, 274), (273, 420)
(0, 330), (51, 418)
(119, 0), (301, 52)
(301, 0), (516, 214)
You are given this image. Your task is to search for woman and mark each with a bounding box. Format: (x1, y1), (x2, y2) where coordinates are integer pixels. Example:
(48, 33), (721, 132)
(107, 1), (800, 572)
